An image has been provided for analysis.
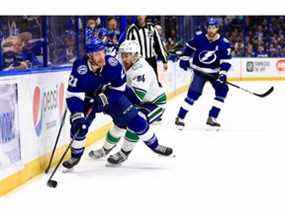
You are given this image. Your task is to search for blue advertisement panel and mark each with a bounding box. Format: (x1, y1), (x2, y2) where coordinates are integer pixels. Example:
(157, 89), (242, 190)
(0, 83), (21, 169)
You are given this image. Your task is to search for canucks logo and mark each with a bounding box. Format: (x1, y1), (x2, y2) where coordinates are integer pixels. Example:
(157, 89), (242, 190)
(198, 50), (217, 64)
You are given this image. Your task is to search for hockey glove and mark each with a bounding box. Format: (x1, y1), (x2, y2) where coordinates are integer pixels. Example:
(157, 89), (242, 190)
(179, 56), (191, 71)
(70, 113), (88, 140)
(216, 71), (227, 84)
(88, 93), (109, 113)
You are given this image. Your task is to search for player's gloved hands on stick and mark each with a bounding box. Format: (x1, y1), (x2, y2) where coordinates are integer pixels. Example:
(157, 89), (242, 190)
(88, 93), (109, 113)
(70, 113), (88, 140)
(179, 56), (191, 71)
(216, 71), (227, 84)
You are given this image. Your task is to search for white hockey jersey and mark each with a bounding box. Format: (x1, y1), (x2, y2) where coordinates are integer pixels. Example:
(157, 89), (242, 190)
(126, 57), (166, 105)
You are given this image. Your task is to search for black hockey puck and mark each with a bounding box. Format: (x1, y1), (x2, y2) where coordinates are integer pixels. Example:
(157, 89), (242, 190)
(47, 179), (58, 188)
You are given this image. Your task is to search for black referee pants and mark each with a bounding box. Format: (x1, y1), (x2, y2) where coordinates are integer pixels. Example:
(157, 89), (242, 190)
(145, 57), (162, 87)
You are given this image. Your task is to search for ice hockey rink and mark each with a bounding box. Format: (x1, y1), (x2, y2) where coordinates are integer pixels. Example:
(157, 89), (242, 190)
(1, 81), (285, 213)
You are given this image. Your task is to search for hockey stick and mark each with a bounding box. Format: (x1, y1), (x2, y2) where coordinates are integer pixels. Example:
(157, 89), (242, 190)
(196, 71), (274, 98)
(176, 53), (274, 98)
(45, 108), (67, 174)
(225, 81), (274, 98)
(46, 108), (93, 188)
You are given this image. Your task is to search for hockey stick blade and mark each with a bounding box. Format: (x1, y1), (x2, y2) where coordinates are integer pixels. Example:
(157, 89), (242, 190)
(253, 86), (274, 98)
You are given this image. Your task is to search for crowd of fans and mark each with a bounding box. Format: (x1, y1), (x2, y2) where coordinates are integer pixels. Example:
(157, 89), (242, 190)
(223, 16), (285, 57)
(164, 16), (285, 58)
(0, 16), (284, 71)
(0, 16), (43, 70)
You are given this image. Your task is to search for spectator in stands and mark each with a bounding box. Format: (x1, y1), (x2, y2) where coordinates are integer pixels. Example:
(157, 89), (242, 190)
(232, 41), (245, 57)
(106, 16), (119, 35)
(256, 45), (268, 57)
(269, 44), (280, 57)
(18, 32), (42, 66)
(105, 16), (126, 47)
(1, 36), (31, 70)
(155, 24), (168, 47)
(165, 29), (178, 51)
(19, 16), (41, 39)
(85, 17), (100, 43)
(63, 31), (77, 63)
(97, 27), (109, 43)
(280, 47), (285, 57)
(245, 43), (255, 57)
(50, 30), (77, 65)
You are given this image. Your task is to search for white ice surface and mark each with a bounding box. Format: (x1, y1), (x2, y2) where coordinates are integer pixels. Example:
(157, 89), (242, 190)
(1, 81), (285, 213)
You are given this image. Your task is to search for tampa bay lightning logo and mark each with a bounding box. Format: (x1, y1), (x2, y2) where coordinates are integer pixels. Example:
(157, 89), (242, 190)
(108, 57), (118, 66)
(198, 50), (217, 64)
(77, 65), (88, 75)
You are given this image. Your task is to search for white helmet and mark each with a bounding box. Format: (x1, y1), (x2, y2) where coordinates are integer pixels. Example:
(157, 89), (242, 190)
(119, 40), (140, 54)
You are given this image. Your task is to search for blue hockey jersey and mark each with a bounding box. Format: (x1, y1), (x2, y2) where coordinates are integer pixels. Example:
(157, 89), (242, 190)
(183, 31), (232, 73)
(66, 55), (126, 114)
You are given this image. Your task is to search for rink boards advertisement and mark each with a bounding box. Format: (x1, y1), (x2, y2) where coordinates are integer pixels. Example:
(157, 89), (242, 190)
(0, 57), (285, 196)
(0, 69), (71, 194)
(162, 58), (285, 82)
(0, 82), (21, 176)
(228, 58), (285, 80)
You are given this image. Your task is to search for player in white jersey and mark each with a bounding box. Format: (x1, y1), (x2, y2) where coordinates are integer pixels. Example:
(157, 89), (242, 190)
(89, 40), (172, 160)
(124, 47), (167, 122)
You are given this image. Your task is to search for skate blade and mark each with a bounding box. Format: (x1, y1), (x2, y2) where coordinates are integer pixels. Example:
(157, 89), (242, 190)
(89, 155), (107, 161)
(88, 157), (106, 162)
(105, 162), (122, 167)
(205, 126), (221, 132)
(156, 153), (176, 158)
(175, 125), (185, 131)
(62, 167), (74, 173)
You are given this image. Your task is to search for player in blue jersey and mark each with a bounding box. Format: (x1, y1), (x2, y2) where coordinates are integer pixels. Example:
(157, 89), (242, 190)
(175, 17), (232, 129)
(63, 38), (168, 168)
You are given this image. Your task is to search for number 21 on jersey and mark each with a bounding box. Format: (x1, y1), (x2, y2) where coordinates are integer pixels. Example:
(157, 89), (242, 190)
(68, 75), (78, 87)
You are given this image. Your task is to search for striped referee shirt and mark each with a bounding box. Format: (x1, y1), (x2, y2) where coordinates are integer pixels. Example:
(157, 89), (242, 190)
(126, 22), (168, 63)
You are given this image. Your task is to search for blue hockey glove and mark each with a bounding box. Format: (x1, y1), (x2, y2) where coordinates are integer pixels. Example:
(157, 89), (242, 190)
(70, 113), (88, 140)
(179, 56), (191, 71)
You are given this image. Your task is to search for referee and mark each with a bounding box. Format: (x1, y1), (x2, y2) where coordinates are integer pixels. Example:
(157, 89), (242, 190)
(126, 16), (168, 86)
